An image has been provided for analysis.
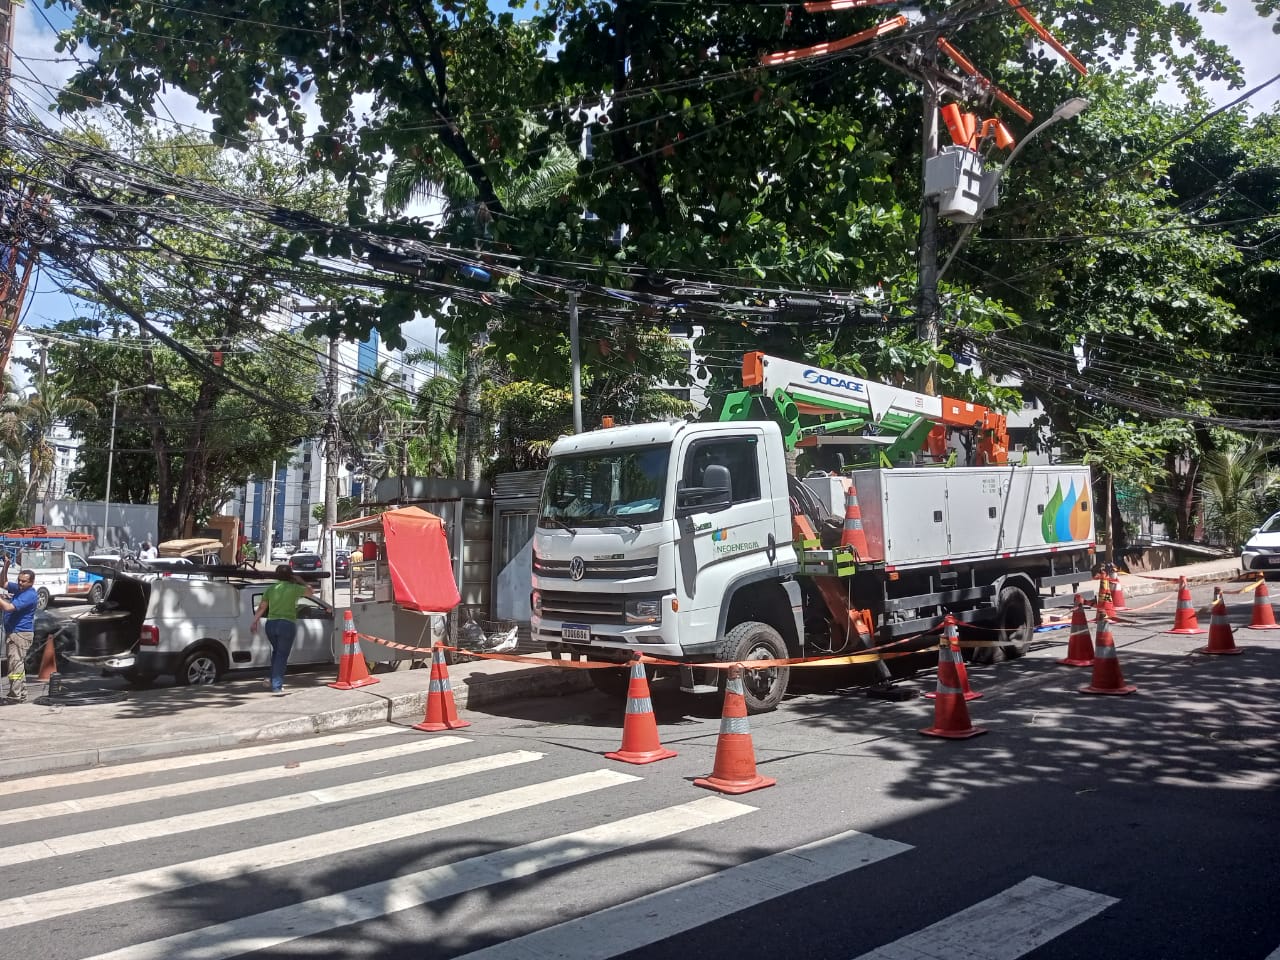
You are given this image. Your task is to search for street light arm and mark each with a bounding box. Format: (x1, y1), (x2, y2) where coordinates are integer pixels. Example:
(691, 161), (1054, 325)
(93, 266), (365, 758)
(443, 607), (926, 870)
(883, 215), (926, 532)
(934, 98), (1088, 286)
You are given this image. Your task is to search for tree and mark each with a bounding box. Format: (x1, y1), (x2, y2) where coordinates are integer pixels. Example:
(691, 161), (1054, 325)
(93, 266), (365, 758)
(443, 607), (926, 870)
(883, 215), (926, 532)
(0, 371), (96, 524)
(1198, 445), (1280, 551)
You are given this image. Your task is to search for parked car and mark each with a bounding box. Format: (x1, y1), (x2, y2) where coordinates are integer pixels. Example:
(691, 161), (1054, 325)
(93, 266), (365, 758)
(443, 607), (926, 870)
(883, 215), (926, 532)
(334, 550), (350, 580)
(289, 551), (322, 573)
(1242, 511), (1280, 577)
(85, 572), (335, 686)
(269, 544), (295, 562)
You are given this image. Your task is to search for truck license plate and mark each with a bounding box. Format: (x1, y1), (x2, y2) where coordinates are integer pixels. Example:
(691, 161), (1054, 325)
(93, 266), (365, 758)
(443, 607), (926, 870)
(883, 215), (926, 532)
(1267, 556), (1280, 567)
(561, 623), (591, 643)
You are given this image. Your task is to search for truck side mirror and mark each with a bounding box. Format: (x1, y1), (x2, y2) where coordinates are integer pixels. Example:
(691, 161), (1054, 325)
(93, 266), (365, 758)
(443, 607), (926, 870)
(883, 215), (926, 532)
(676, 464), (733, 517)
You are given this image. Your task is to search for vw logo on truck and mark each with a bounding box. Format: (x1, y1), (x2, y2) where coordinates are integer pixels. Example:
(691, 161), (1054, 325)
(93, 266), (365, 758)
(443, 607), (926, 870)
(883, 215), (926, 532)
(569, 556), (586, 581)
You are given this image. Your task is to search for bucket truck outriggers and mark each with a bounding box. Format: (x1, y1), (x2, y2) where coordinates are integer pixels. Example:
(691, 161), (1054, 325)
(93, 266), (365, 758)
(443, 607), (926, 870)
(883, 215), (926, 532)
(532, 352), (1095, 712)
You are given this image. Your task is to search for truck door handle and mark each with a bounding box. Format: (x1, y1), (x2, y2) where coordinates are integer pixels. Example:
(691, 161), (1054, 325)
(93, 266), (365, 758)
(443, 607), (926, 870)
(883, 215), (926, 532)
(766, 533), (777, 564)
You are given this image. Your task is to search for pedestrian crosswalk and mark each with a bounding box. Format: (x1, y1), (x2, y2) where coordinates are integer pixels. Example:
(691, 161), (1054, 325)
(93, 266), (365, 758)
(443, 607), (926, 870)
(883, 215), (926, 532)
(0, 723), (1144, 960)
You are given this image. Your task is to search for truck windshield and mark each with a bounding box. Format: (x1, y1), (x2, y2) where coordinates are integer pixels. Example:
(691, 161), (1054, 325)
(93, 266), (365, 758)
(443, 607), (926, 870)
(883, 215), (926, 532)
(540, 446), (669, 528)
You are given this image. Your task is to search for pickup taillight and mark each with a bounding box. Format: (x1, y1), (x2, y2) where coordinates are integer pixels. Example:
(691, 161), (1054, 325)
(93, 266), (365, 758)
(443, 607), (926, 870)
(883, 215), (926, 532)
(140, 625), (160, 646)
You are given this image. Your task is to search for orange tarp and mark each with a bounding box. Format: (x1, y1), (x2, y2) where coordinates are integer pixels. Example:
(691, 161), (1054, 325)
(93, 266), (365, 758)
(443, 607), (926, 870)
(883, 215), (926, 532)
(339, 507), (461, 613)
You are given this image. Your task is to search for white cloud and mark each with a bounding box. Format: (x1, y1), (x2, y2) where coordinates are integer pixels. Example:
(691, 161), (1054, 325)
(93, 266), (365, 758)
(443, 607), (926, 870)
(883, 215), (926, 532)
(1195, 2), (1280, 111)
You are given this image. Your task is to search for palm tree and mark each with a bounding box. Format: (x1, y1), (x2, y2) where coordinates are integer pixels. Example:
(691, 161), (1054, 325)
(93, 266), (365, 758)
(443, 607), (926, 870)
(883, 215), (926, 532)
(1199, 445), (1280, 550)
(338, 361), (416, 483)
(0, 374), (96, 523)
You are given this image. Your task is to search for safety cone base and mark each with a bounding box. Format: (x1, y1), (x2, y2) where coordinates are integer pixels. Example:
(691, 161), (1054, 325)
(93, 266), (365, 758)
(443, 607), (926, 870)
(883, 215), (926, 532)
(1079, 682), (1137, 695)
(1167, 626), (1206, 635)
(694, 771), (776, 794)
(1057, 656), (1094, 667)
(924, 689), (983, 701)
(1194, 644), (1244, 656)
(1246, 623), (1280, 631)
(607, 745), (677, 765)
(329, 675), (380, 690)
(414, 716), (471, 731)
(920, 723), (988, 739)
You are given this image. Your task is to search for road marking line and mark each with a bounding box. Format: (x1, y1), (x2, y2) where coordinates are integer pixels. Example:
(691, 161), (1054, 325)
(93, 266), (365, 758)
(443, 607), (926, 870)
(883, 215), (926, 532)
(81, 796), (755, 960)
(0, 749), (542, 867)
(0, 735), (469, 827)
(850, 875), (1118, 960)
(457, 829), (913, 959)
(0, 727), (407, 798)
(0, 769), (639, 929)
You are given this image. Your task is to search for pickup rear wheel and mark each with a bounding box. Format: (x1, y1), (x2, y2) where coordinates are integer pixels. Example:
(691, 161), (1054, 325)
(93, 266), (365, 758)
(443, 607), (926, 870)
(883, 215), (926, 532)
(176, 648), (223, 686)
(972, 585), (1035, 665)
(716, 621), (789, 714)
(88, 582), (105, 605)
(35, 587), (51, 611)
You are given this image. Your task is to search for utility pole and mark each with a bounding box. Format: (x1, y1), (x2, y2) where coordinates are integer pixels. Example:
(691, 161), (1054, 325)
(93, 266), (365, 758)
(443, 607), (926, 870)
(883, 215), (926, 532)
(915, 40), (942, 396)
(568, 291), (583, 433)
(262, 460), (277, 569)
(322, 336), (340, 606)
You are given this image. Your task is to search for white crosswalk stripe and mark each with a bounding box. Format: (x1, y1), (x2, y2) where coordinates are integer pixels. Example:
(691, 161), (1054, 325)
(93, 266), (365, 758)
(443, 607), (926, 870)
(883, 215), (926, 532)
(0, 733), (1130, 960)
(0, 768), (639, 930)
(0, 734), (468, 827)
(456, 829), (913, 960)
(0, 749), (542, 867)
(850, 876), (1119, 960)
(0, 726), (403, 798)
(80, 796), (757, 960)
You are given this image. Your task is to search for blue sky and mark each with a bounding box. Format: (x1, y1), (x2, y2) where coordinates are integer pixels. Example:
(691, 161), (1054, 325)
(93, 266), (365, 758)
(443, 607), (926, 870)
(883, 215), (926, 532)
(9, 1), (1279, 382)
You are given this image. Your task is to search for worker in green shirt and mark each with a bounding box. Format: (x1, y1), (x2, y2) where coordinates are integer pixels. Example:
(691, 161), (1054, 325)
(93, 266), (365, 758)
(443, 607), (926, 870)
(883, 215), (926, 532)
(250, 565), (314, 695)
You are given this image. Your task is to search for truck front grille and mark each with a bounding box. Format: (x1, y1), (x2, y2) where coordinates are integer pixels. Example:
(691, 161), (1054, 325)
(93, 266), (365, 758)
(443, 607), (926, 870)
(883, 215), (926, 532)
(534, 556), (659, 580)
(538, 590), (627, 624)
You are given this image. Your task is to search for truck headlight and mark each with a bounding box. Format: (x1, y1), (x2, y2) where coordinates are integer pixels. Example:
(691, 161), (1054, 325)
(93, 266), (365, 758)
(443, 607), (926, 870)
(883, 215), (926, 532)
(625, 598), (662, 624)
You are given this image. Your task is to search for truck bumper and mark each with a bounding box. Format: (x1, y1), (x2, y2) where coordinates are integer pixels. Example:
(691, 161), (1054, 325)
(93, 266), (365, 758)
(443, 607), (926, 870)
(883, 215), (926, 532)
(531, 608), (687, 659)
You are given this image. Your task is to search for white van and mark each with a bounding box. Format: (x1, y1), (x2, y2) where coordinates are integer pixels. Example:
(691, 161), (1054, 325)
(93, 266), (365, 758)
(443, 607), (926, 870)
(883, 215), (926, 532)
(89, 573), (336, 686)
(20, 547), (107, 608)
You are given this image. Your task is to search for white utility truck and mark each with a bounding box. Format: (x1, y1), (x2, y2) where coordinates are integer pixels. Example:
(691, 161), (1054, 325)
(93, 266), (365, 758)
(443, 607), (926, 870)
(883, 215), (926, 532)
(532, 352), (1096, 712)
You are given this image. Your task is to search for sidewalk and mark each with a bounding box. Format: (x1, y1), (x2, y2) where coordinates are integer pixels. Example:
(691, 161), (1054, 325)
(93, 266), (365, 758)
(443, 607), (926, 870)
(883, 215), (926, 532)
(0, 556), (1245, 780)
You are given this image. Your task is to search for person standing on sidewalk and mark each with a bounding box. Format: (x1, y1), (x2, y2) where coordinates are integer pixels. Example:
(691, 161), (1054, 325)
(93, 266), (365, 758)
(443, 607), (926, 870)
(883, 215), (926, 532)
(249, 565), (313, 695)
(0, 558), (39, 704)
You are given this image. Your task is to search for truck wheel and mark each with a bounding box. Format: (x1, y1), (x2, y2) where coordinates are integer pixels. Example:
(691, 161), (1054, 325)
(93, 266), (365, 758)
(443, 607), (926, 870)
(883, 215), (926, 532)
(89, 582), (106, 605)
(36, 587), (51, 611)
(589, 664), (637, 699)
(176, 649), (223, 686)
(716, 621), (790, 714)
(973, 586), (1035, 664)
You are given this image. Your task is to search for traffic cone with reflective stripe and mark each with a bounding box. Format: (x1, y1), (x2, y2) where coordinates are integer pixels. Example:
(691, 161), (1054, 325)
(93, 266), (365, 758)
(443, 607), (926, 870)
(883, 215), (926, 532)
(694, 665), (776, 793)
(1109, 573), (1128, 611)
(921, 615), (987, 739)
(413, 643), (470, 731)
(1079, 612), (1136, 695)
(329, 610), (379, 689)
(839, 478), (872, 560)
(1247, 575), (1280, 630)
(925, 618), (981, 700)
(1167, 577), (1205, 635)
(605, 659), (676, 764)
(1058, 594), (1095, 667)
(1197, 589), (1243, 655)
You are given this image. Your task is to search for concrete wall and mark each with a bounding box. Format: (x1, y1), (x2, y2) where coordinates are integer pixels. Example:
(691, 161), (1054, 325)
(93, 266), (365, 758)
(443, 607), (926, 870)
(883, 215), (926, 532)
(36, 500), (158, 552)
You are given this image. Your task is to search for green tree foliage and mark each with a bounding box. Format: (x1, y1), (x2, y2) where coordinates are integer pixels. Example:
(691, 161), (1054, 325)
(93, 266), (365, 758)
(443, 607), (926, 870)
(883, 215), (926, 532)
(1198, 445), (1280, 549)
(0, 371), (96, 524)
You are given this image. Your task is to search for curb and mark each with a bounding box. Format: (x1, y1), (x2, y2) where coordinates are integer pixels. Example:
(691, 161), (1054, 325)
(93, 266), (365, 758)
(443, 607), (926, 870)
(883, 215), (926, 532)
(0, 665), (594, 779)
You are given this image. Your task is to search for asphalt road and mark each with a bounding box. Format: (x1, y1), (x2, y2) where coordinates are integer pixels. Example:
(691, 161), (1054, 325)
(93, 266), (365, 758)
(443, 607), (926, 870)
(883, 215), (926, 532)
(7, 580), (1277, 959)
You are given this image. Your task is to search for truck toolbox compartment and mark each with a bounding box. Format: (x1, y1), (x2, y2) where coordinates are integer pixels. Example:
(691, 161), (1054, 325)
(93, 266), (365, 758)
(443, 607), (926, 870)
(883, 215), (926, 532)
(850, 465), (1094, 567)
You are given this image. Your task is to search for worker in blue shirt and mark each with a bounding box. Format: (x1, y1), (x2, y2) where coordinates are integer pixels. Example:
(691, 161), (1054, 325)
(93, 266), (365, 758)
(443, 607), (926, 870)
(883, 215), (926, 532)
(1, 556), (39, 704)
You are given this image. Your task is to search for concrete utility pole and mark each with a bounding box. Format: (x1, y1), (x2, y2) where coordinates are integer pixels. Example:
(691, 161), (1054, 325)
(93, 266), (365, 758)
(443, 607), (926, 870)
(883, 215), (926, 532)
(262, 460), (277, 567)
(568, 291), (583, 433)
(322, 337), (340, 605)
(915, 41), (942, 397)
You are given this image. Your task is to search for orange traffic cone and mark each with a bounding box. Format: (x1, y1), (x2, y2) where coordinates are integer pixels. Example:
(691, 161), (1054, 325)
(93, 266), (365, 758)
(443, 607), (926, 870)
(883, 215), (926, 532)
(839, 478), (872, 559)
(414, 643), (471, 731)
(1197, 589), (1243, 655)
(329, 610), (380, 689)
(605, 659), (677, 764)
(1058, 594), (1094, 667)
(1109, 574), (1128, 611)
(1167, 577), (1205, 635)
(1079, 612), (1136, 695)
(36, 635), (58, 681)
(1246, 576), (1280, 631)
(920, 616), (987, 739)
(925, 618), (981, 700)
(694, 665), (776, 794)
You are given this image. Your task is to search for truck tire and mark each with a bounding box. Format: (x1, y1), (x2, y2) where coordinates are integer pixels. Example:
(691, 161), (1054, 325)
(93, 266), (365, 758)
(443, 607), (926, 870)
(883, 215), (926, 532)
(36, 587), (51, 611)
(715, 621), (790, 714)
(176, 648), (224, 686)
(973, 585), (1035, 665)
(88, 582), (106, 605)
